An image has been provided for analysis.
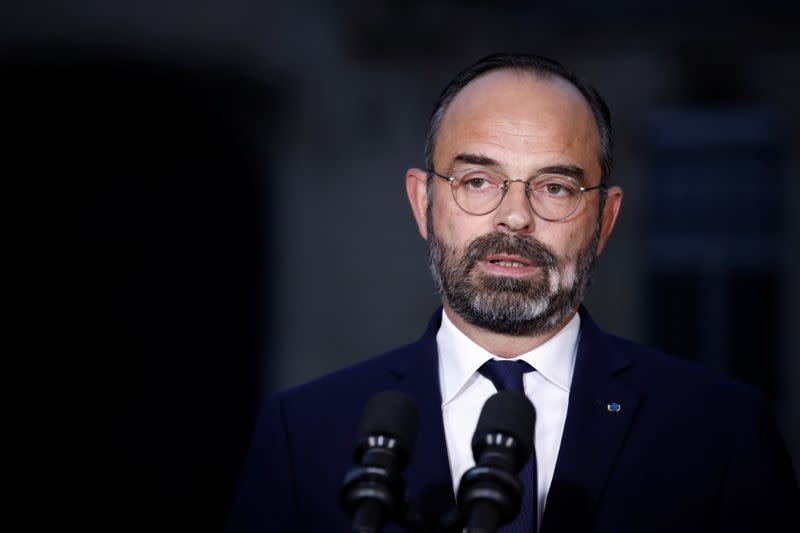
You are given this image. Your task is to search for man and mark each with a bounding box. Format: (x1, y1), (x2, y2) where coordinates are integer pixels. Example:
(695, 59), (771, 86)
(227, 53), (799, 533)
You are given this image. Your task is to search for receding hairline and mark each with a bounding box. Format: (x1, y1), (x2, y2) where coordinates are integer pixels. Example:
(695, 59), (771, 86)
(432, 67), (602, 169)
(454, 65), (575, 93)
(424, 54), (614, 189)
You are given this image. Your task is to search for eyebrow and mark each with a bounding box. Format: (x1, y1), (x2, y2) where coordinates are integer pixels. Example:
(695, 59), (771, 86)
(452, 153), (502, 168)
(537, 164), (586, 183)
(451, 154), (588, 184)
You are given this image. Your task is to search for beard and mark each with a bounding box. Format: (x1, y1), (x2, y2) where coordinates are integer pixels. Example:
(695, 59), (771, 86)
(427, 213), (600, 336)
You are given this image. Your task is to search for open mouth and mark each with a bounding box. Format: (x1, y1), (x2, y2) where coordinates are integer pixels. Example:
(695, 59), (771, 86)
(489, 259), (530, 268)
(485, 254), (534, 268)
(480, 253), (538, 275)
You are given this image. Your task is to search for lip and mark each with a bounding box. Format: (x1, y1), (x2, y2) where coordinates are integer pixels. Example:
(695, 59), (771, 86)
(479, 254), (540, 276)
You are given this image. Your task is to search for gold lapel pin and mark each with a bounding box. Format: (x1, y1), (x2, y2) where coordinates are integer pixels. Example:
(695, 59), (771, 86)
(607, 402), (622, 413)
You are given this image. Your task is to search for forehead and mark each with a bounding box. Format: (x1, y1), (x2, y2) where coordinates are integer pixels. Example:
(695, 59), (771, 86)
(436, 69), (601, 175)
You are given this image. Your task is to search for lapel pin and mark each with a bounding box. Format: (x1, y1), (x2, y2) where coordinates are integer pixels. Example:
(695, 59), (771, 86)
(607, 402), (622, 413)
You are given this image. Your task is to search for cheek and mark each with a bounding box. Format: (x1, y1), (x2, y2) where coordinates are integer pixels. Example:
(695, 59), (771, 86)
(563, 217), (596, 254)
(546, 226), (587, 267)
(433, 201), (487, 245)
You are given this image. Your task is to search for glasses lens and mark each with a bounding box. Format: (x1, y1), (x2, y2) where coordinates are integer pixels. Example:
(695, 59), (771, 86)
(530, 174), (582, 221)
(452, 170), (505, 215)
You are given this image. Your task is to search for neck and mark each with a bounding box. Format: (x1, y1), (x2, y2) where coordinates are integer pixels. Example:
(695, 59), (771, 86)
(442, 303), (579, 358)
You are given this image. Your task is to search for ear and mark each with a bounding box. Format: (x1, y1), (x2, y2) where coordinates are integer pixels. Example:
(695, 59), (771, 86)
(594, 185), (623, 256)
(406, 167), (430, 240)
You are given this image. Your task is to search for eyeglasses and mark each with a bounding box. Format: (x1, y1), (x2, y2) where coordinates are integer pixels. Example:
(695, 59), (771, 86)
(428, 167), (606, 221)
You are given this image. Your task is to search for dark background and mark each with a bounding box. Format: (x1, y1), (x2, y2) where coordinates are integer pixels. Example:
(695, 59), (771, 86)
(5, 2), (798, 532)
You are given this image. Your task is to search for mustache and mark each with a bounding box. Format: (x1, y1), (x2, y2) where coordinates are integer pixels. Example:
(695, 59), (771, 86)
(461, 232), (559, 271)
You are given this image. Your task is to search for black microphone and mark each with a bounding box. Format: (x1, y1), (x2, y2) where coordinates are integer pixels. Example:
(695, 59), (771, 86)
(340, 391), (419, 533)
(457, 390), (536, 533)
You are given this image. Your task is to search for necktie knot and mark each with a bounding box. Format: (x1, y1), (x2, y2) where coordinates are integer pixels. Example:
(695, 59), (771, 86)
(478, 359), (534, 393)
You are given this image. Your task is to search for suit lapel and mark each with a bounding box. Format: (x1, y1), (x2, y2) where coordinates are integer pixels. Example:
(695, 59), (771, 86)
(386, 308), (640, 532)
(541, 308), (641, 533)
(388, 311), (457, 530)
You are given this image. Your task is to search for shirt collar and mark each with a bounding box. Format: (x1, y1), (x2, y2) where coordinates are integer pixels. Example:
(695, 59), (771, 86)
(437, 309), (580, 406)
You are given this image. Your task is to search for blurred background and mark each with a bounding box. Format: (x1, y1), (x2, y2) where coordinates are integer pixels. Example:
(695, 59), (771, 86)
(5, 1), (798, 531)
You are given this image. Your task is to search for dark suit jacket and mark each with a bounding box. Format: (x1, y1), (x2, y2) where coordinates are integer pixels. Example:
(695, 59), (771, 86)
(226, 309), (799, 532)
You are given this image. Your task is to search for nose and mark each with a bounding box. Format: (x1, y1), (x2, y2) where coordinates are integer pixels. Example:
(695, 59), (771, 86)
(492, 179), (534, 233)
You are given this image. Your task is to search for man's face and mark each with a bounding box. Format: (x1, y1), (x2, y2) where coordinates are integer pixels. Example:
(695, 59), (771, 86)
(407, 70), (621, 336)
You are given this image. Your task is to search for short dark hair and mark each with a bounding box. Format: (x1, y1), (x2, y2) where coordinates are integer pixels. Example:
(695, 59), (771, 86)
(424, 53), (613, 186)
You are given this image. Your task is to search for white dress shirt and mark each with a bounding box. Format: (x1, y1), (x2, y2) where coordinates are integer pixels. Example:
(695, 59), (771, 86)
(436, 309), (580, 527)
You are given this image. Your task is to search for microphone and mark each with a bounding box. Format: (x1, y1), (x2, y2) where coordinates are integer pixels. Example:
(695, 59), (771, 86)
(457, 390), (536, 533)
(340, 391), (419, 533)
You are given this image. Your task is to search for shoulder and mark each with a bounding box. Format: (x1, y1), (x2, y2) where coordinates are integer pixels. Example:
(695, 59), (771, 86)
(225, 337), (437, 533)
(597, 330), (781, 456)
(577, 306), (761, 404)
(582, 326), (799, 530)
(273, 310), (442, 409)
(577, 310), (771, 439)
(605, 332), (761, 402)
(263, 331), (439, 445)
(275, 337), (427, 406)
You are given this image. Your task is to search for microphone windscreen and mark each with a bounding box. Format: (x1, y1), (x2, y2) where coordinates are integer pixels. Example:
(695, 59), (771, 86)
(473, 390), (535, 458)
(356, 390), (419, 454)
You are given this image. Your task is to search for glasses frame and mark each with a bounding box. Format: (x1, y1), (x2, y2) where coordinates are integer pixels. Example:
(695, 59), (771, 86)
(427, 168), (606, 221)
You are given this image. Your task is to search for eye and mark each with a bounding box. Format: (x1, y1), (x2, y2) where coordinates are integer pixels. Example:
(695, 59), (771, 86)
(465, 176), (492, 190)
(545, 183), (567, 195)
(536, 176), (578, 197)
(459, 172), (500, 191)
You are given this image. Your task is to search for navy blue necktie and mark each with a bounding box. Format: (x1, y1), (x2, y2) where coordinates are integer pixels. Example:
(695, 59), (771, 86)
(478, 360), (537, 533)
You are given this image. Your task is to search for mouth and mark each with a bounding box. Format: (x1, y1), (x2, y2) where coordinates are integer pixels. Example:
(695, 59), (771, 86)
(479, 253), (540, 276)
